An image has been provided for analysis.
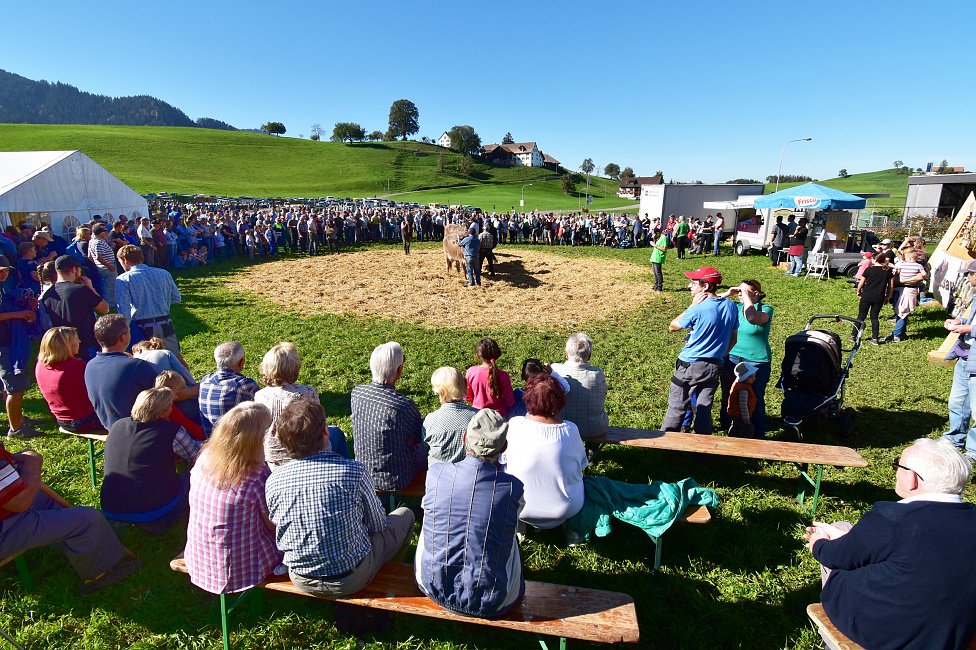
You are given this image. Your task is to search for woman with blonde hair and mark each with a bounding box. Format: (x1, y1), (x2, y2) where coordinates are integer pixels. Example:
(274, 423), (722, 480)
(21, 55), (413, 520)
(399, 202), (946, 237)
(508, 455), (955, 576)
(35, 326), (99, 432)
(101, 387), (201, 535)
(422, 367), (477, 465)
(154, 371), (205, 441)
(184, 401), (284, 595)
(255, 342), (348, 468)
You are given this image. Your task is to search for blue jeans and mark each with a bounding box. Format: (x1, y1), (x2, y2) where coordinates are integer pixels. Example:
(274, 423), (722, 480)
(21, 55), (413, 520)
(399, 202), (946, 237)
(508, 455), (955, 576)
(789, 255), (803, 275)
(465, 256), (481, 286)
(943, 359), (976, 455)
(892, 315), (908, 338)
(713, 231), (722, 255)
(719, 355), (771, 438)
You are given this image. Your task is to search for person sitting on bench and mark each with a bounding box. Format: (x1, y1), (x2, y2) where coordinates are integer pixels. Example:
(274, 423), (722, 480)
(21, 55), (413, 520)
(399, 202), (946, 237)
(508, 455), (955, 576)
(0, 440), (141, 594)
(266, 399), (415, 597)
(415, 408), (525, 618)
(803, 438), (976, 650)
(35, 326), (101, 433)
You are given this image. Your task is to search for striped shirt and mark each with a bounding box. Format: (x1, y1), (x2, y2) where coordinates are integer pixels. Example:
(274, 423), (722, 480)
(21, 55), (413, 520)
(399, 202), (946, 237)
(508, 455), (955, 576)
(266, 450), (387, 577)
(350, 382), (425, 491)
(897, 261), (925, 283)
(88, 236), (115, 269)
(421, 401), (478, 466)
(115, 264), (181, 321)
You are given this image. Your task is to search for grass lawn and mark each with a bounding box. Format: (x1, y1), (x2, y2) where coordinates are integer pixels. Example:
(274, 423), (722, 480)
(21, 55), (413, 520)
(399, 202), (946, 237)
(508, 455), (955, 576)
(0, 125), (557, 199)
(0, 240), (960, 649)
(766, 169), (910, 208)
(392, 175), (634, 213)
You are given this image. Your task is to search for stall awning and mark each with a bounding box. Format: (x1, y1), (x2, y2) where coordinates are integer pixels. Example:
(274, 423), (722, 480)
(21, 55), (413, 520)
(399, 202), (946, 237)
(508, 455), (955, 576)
(754, 183), (866, 210)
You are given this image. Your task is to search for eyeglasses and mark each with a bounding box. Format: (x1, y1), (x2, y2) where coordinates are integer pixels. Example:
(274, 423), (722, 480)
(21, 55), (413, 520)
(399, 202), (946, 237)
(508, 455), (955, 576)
(892, 459), (924, 481)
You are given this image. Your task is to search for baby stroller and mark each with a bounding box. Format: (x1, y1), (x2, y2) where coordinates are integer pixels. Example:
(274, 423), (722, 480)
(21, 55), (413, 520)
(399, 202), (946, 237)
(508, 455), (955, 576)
(777, 315), (863, 441)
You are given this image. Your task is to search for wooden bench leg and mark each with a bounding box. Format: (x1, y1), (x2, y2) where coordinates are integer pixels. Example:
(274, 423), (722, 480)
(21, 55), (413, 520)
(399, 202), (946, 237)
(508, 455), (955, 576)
(87, 438), (98, 489)
(536, 634), (567, 650)
(13, 555), (32, 592)
(648, 535), (663, 574)
(219, 587), (260, 650)
(795, 463), (823, 519)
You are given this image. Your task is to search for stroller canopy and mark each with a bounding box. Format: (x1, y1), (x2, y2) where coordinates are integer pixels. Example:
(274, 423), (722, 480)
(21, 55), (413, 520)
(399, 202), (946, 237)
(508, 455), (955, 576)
(754, 183), (867, 211)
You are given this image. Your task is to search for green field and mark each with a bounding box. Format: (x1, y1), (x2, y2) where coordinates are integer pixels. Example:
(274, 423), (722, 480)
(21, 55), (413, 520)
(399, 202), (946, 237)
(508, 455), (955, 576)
(766, 169), (911, 208)
(0, 125), (559, 199)
(0, 240), (960, 649)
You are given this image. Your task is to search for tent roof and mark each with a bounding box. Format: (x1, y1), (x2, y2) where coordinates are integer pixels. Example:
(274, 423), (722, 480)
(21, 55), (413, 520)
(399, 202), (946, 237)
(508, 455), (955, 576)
(753, 182), (866, 210)
(0, 151), (75, 196)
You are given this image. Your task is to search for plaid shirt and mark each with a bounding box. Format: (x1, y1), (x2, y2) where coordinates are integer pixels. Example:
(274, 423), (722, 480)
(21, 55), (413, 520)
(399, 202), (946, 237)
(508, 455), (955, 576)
(350, 383), (425, 491)
(266, 451), (387, 577)
(198, 369), (260, 436)
(185, 460), (282, 594)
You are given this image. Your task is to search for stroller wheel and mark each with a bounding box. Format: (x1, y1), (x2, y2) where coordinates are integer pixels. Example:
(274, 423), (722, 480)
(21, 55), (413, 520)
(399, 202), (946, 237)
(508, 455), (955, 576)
(837, 407), (856, 438)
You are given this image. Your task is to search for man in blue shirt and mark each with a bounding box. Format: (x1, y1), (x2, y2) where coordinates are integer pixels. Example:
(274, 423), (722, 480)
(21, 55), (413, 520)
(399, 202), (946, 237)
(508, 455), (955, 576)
(115, 245), (182, 354)
(85, 314), (158, 430)
(415, 408), (525, 618)
(456, 229), (481, 287)
(267, 399), (414, 597)
(661, 267), (738, 435)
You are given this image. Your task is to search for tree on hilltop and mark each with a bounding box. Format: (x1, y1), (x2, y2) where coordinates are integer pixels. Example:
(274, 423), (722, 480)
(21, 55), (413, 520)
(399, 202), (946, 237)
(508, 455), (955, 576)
(387, 99), (419, 140)
(447, 125), (481, 156)
(893, 160), (903, 168)
(331, 122), (366, 143)
(310, 124), (323, 141)
(502, 132), (515, 144)
(369, 130), (384, 142)
(261, 122), (286, 136)
(604, 163), (620, 179)
(580, 158), (595, 175)
(838, 169), (849, 178)
(621, 167), (635, 178)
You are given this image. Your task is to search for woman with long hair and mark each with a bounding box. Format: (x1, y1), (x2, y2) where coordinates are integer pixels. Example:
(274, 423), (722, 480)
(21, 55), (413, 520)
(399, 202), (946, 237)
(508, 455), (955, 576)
(465, 337), (515, 416)
(184, 401), (283, 595)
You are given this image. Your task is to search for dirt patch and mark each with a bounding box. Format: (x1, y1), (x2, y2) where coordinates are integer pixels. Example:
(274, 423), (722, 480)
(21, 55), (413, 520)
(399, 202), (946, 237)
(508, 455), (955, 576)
(227, 248), (654, 329)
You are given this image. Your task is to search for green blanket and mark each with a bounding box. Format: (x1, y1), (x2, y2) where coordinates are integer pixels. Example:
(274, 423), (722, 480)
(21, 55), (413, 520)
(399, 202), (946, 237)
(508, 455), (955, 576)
(566, 475), (719, 541)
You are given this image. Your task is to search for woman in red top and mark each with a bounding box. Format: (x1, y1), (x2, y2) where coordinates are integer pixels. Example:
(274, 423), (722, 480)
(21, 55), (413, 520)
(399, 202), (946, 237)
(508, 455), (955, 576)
(465, 337), (515, 417)
(35, 326), (100, 432)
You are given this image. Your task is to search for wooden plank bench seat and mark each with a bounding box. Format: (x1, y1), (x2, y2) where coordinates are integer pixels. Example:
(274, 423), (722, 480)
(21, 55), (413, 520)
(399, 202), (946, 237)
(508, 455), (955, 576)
(588, 426), (869, 517)
(807, 602), (976, 650)
(171, 555), (639, 650)
(377, 471), (712, 571)
(57, 427), (108, 488)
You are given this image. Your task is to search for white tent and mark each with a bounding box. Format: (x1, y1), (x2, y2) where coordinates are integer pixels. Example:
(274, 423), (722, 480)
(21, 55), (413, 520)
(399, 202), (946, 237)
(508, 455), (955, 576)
(0, 150), (148, 239)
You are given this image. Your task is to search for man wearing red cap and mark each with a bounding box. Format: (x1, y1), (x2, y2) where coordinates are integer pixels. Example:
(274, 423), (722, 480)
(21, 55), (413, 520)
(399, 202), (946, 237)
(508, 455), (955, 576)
(661, 266), (738, 435)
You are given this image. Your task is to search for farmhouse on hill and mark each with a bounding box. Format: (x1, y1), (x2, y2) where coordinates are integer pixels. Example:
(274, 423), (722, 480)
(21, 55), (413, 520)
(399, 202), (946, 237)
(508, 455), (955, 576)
(618, 175), (663, 199)
(438, 131), (451, 148)
(480, 142), (557, 168)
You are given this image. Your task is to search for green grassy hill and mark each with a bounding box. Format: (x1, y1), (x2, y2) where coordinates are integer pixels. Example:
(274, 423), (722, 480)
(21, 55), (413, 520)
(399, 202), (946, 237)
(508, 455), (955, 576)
(766, 168), (910, 208)
(0, 124), (574, 200)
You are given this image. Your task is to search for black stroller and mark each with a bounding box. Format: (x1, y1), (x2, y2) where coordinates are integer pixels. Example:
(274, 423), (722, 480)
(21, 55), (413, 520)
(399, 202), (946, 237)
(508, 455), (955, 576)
(777, 315), (863, 441)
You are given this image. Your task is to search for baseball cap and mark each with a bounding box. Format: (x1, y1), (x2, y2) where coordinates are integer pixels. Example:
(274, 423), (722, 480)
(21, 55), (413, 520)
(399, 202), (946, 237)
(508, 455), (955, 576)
(861, 251), (873, 258)
(964, 260), (976, 275)
(684, 266), (723, 283)
(0, 256), (12, 270)
(92, 225), (107, 235)
(881, 238), (892, 245)
(465, 408), (509, 457)
(55, 255), (81, 271)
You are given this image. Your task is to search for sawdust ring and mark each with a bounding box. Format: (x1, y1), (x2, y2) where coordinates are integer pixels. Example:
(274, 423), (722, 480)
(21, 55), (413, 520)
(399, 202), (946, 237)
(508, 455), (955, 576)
(227, 248), (654, 329)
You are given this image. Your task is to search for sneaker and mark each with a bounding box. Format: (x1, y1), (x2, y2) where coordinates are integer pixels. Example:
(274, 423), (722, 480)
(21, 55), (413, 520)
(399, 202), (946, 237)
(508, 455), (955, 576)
(564, 529), (586, 548)
(7, 425), (42, 440)
(892, 336), (903, 343)
(81, 558), (141, 595)
(871, 338), (880, 346)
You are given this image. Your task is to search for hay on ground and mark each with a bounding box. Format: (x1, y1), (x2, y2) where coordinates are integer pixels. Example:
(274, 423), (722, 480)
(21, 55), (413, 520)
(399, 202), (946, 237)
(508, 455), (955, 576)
(227, 248), (654, 329)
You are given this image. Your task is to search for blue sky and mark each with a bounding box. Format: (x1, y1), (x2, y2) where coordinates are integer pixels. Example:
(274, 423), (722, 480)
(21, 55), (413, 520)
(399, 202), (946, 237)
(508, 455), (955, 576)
(3, 0), (972, 183)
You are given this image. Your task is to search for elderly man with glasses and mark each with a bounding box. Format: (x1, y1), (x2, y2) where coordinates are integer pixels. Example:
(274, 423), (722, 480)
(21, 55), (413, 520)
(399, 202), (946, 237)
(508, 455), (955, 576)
(804, 438), (976, 650)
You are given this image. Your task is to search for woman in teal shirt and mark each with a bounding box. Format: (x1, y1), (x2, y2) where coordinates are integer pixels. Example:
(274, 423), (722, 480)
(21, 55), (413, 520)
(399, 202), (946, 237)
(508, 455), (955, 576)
(718, 279), (773, 437)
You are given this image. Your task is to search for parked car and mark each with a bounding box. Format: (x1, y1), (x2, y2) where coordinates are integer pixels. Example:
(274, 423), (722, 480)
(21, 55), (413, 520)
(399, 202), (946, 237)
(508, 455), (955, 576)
(823, 229), (885, 277)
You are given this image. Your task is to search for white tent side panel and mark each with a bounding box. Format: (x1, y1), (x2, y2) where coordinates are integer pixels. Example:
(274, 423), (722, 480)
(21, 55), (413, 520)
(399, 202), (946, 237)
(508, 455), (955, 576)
(0, 150), (148, 236)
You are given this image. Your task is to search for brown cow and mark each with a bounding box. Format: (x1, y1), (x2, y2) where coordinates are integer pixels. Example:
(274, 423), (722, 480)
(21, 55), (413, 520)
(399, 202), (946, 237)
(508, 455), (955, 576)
(443, 223), (466, 273)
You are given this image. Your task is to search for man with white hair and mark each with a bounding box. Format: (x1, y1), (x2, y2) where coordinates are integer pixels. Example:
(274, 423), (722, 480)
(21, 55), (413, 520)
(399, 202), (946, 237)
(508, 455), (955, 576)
(551, 332), (609, 439)
(197, 341), (260, 437)
(804, 438), (976, 650)
(350, 342), (424, 491)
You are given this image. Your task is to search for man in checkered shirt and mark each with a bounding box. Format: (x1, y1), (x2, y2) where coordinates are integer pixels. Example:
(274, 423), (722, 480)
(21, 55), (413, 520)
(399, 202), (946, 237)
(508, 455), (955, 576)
(197, 342), (260, 437)
(266, 399), (414, 597)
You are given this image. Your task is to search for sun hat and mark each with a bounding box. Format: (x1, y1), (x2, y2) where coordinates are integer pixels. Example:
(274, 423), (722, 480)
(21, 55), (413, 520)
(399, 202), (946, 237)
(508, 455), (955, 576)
(684, 267), (723, 283)
(32, 231), (53, 242)
(465, 408), (508, 457)
(734, 362), (758, 382)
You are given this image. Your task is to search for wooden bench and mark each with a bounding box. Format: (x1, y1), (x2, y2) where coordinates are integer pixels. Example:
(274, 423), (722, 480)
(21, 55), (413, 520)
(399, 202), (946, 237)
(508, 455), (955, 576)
(808, 602), (976, 650)
(588, 426), (869, 517)
(171, 555), (639, 650)
(377, 471), (711, 572)
(57, 427), (108, 488)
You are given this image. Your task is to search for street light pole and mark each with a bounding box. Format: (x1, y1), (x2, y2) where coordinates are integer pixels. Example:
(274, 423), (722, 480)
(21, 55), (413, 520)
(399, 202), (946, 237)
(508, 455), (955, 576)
(775, 137), (812, 192)
(521, 184), (532, 211)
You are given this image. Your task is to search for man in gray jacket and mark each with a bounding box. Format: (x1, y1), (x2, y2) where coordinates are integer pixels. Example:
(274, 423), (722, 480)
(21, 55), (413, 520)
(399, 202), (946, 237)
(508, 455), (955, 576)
(551, 332), (609, 439)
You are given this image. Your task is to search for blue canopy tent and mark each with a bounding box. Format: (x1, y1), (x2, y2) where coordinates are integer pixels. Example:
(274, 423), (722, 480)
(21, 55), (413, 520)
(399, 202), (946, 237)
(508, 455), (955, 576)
(754, 183), (866, 210)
